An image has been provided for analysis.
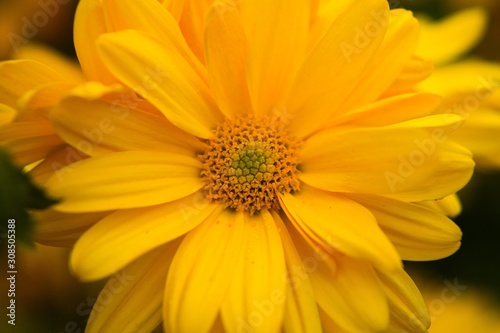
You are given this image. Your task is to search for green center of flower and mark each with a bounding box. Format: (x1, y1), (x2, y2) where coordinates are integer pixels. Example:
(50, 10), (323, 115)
(200, 116), (301, 215)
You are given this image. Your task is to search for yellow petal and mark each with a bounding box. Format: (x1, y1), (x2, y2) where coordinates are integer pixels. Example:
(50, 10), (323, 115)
(321, 257), (390, 332)
(17, 82), (75, 121)
(102, 0), (206, 82)
(453, 106), (500, 169)
(70, 193), (222, 281)
(377, 269), (430, 333)
(273, 212), (322, 333)
(348, 194), (462, 261)
(28, 145), (87, 186)
(307, 1), (351, 52)
(330, 92), (441, 127)
(290, 227), (389, 332)
(204, 2), (252, 118)
(164, 210), (245, 333)
(0, 103), (16, 125)
(280, 185), (400, 273)
(300, 120), (474, 202)
(34, 209), (112, 247)
(384, 54), (434, 97)
(221, 210), (287, 333)
(240, 0), (309, 116)
(97, 30), (221, 138)
(46, 151), (204, 212)
(14, 43), (85, 83)
(64, 81), (124, 100)
(0, 121), (63, 166)
(418, 194), (462, 218)
(0, 59), (65, 109)
(419, 59), (500, 95)
(318, 307), (345, 333)
(417, 7), (488, 66)
(86, 243), (179, 333)
(338, 9), (420, 112)
(162, 0), (184, 22)
(287, 0), (390, 137)
(51, 95), (204, 157)
(178, 0), (213, 62)
(74, 0), (116, 84)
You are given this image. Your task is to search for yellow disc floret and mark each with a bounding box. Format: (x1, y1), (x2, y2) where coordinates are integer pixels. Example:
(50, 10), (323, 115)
(200, 116), (301, 215)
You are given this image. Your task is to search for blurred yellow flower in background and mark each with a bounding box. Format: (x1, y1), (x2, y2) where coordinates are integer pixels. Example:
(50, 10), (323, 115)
(418, 7), (500, 169)
(0, 45), (84, 172)
(12, 0), (477, 332)
(427, 289), (500, 333)
(409, 273), (500, 333)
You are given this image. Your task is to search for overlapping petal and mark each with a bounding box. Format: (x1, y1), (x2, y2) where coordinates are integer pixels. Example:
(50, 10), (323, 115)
(0, 59), (65, 109)
(34, 209), (112, 247)
(178, 0), (213, 62)
(97, 30), (221, 138)
(221, 210), (287, 333)
(14, 44), (85, 83)
(0, 104), (15, 125)
(383, 55), (434, 97)
(280, 185), (400, 273)
(204, 2), (251, 118)
(45, 150), (204, 212)
(0, 121), (63, 166)
(287, 0), (390, 137)
(330, 92), (441, 127)
(300, 116), (474, 202)
(377, 269), (430, 333)
(337, 9), (420, 112)
(348, 194), (462, 260)
(164, 210), (245, 333)
(74, 0), (116, 84)
(289, 226), (390, 332)
(85, 243), (180, 333)
(70, 193), (222, 281)
(273, 212), (322, 333)
(102, 0), (206, 83)
(239, 0), (309, 116)
(162, 0), (184, 22)
(51, 94), (204, 157)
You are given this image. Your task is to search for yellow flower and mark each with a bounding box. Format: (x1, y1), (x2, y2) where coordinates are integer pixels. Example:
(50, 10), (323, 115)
(427, 290), (500, 333)
(417, 7), (500, 169)
(410, 274), (500, 333)
(31, 0), (475, 332)
(0, 44), (84, 172)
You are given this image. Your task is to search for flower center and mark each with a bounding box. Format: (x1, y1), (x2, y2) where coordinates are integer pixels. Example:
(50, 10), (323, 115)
(200, 116), (301, 215)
